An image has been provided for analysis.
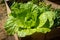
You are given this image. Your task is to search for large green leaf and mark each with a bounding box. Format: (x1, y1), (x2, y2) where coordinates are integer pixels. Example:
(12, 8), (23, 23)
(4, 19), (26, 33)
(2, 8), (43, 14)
(45, 11), (55, 28)
(36, 28), (51, 33)
(38, 13), (47, 27)
(18, 29), (36, 37)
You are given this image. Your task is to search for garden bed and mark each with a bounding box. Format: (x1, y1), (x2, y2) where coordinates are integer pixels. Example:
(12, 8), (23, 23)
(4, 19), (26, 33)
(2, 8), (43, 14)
(2, 0), (60, 40)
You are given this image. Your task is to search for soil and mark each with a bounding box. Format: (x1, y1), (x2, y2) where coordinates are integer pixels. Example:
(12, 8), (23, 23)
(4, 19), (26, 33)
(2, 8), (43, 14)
(0, 2), (7, 40)
(48, 0), (60, 5)
(45, 0), (60, 9)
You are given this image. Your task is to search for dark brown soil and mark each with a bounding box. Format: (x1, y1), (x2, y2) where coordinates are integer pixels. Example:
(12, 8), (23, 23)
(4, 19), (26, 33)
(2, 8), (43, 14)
(45, 0), (60, 9)
(48, 0), (60, 5)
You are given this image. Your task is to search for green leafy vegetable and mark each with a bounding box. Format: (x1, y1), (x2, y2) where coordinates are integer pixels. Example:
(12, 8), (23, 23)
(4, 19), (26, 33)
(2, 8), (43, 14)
(5, 2), (56, 37)
(54, 9), (60, 27)
(38, 13), (47, 27)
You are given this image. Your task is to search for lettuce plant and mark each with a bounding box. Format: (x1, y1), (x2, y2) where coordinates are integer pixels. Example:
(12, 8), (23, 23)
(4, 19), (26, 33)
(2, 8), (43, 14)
(5, 2), (56, 37)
